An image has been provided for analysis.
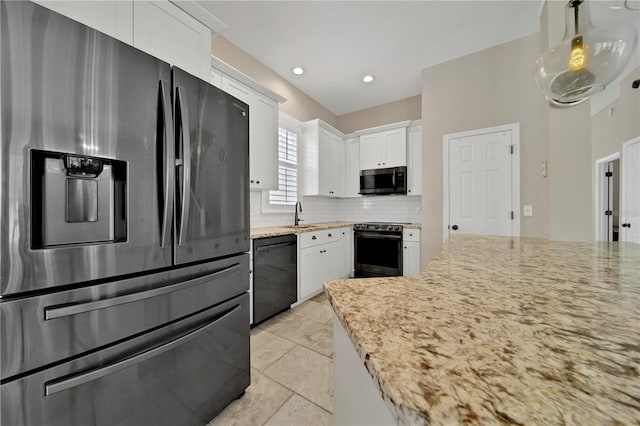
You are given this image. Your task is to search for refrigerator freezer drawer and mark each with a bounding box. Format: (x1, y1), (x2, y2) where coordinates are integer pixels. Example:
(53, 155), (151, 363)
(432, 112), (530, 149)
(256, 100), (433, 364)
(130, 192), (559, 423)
(1, 254), (249, 379)
(1, 293), (250, 426)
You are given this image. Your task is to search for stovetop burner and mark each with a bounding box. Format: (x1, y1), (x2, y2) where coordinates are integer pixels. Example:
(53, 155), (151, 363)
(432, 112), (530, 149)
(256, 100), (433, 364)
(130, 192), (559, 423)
(353, 222), (403, 232)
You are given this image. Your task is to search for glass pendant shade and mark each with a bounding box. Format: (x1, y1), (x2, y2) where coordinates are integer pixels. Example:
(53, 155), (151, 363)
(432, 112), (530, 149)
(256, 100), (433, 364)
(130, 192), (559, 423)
(533, 0), (637, 106)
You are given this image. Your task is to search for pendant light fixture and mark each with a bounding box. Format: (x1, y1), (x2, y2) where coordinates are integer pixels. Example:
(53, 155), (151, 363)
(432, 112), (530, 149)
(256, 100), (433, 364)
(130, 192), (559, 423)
(533, 0), (637, 106)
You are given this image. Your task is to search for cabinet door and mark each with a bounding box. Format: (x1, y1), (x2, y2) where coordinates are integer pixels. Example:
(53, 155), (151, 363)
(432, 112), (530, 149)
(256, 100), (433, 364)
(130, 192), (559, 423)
(383, 128), (407, 168)
(251, 94), (279, 190)
(318, 128), (332, 196)
(331, 135), (346, 197)
(211, 68), (222, 89)
(300, 247), (324, 300)
(359, 134), (383, 170)
(407, 126), (422, 196)
(339, 227), (353, 277)
(403, 241), (421, 276)
(133, 0), (211, 80)
(33, 1), (134, 44)
(221, 76), (278, 190)
(324, 241), (341, 281)
(345, 138), (361, 197)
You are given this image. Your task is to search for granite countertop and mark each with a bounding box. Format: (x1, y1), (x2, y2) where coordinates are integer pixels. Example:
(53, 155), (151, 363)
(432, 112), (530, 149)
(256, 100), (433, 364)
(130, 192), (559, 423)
(251, 222), (421, 239)
(325, 235), (640, 425)
(250, 222), (354, 239)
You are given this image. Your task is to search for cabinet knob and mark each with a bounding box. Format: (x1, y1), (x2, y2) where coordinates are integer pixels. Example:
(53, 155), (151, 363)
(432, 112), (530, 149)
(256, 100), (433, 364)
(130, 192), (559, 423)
(408, 190), (411, 193)
(404, 246), (407, 249)
(256, 180), (260, 184)
(328, 233), (332, 237)
(377, 163), (381, 166)
(250, 180), (255, 183)
(622, 223), (631, 228)
(312, 236), (317, 240)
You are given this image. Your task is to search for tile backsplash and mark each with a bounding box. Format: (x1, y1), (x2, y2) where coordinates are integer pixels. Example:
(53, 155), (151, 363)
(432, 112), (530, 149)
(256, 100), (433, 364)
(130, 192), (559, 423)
(250, 190), (421, 228)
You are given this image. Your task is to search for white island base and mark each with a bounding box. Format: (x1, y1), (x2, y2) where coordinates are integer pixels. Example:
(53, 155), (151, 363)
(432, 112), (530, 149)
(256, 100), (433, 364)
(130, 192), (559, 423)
(333, 314), (397, 425)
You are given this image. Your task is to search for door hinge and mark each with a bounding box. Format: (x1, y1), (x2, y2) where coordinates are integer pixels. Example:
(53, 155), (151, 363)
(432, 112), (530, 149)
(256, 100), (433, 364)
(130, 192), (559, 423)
(510, 145), (514, 154)
(510, 211), (514, 220)
(605, 171), (613, 177)
(605, 210), (613, 216)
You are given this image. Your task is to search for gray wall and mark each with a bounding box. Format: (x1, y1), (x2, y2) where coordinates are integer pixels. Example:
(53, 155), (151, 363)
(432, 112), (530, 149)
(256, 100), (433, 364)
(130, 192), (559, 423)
(421, 33), (547, 262)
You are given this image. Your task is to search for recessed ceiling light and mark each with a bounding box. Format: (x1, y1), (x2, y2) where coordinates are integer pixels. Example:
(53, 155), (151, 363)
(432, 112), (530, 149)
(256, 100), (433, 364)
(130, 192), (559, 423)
(292, 67), (304, 75)
(362, 75), (374, 83)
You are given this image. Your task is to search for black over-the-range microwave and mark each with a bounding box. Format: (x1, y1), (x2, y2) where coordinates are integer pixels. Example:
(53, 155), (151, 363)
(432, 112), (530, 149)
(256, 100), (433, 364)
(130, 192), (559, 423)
(359, 166), (407, 195)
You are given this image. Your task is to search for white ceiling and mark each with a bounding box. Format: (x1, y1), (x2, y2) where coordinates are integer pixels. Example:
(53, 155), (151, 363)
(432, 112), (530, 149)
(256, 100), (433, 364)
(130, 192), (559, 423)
(198, 1), (640, 115)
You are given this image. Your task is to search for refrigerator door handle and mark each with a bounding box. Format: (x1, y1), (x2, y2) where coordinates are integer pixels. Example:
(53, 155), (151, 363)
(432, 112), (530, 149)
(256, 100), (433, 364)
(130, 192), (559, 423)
(44, 262), (241, 320)
(175, 86), (191, 246)
(159, 80), (175, 249)
(44, 304), (241, 396)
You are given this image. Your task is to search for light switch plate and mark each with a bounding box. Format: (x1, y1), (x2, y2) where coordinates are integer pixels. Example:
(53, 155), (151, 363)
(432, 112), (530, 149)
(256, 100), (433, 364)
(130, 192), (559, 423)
(523, 205), (533, 217)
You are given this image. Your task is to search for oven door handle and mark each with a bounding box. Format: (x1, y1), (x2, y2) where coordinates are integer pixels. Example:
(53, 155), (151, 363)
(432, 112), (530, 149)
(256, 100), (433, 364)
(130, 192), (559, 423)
(355, 232), (402, 240)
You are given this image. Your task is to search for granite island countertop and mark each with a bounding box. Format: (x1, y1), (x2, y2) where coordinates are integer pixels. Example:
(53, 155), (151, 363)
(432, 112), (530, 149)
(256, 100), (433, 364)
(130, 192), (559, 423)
(324, 235), (640, 425)
(251, 222), (421, 239)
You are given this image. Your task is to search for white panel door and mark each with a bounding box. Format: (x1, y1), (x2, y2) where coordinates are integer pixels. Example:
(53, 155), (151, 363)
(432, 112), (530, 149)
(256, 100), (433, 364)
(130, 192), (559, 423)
(339, 227), (353, 277)
(383, 128), (407, 168)
(621, 138), (640, 243)
(251, 94), (279, 190)
(331, 135), (346, 197)
(449, 131), (512, 236)
(133, 0), (211, 80)
(318, 128), (332, 196)
(407, 125), (422, 196)
(33, 1), (134, 44)
(359, 134), (383, 170)
(345, 138), (361, 197)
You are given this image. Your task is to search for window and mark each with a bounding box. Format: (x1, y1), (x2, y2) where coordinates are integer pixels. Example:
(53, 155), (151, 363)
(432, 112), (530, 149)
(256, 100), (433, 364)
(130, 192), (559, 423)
(269, 127), (298, 206)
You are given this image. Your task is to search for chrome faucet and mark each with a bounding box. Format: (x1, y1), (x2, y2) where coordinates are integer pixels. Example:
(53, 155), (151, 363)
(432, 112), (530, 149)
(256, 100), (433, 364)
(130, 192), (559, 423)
(294, 201), (303, 226)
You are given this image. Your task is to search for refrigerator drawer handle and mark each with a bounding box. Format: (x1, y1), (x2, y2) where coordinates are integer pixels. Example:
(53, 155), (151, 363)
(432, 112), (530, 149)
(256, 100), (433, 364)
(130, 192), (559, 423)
(44, 304), (241, 396)
(255, 241), (296, 252)
(176, 86), (191, 246)
(159, 80), (175, 249)
(44, 263), (241, 320)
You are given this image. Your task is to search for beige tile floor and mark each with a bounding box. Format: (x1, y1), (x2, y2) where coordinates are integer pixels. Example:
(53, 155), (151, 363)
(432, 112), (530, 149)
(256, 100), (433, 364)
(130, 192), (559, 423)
(209, 292), (334, 426)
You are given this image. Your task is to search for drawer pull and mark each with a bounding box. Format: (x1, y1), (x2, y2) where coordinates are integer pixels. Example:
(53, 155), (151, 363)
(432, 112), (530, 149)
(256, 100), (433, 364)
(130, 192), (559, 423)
(312, 236), (317, 240)
(44, 304), (240, 396)
(44, 263), (241, 320)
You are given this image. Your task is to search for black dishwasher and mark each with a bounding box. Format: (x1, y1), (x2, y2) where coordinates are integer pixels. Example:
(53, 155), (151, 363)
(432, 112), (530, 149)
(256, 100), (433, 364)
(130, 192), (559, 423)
(253, 234), (297, 324)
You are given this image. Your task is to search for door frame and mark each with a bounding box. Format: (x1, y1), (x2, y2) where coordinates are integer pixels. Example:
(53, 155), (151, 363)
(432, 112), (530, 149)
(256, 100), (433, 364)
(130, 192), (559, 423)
(594, 151), (620, 241)
(442, 123), (521, 241)
(621, 135), (640, 243)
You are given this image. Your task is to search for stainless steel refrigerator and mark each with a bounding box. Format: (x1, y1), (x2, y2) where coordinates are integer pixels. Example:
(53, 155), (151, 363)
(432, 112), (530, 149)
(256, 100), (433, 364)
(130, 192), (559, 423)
(0, 2), (251, 425)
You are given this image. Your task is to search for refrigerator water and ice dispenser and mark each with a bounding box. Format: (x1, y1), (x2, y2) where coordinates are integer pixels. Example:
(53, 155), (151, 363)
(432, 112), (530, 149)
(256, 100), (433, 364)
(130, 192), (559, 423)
(31, 150), (127, 248)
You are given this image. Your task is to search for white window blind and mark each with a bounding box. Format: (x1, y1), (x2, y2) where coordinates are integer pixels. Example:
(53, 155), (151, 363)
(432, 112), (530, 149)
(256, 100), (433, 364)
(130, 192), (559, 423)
(269, 127), (298, 205)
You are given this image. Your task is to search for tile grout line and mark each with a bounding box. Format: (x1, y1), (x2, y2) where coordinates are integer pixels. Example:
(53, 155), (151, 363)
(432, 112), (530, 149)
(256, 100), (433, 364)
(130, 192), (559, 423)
(254, 341), (298, 373)
(261, 393), (295, 426)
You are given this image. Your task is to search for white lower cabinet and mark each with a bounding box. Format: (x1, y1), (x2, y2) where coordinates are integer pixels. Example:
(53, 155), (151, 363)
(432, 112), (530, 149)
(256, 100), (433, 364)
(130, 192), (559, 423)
(403, 229), (421, 277)
(298, 229), (344, 301)
(339, 227), (353, 278)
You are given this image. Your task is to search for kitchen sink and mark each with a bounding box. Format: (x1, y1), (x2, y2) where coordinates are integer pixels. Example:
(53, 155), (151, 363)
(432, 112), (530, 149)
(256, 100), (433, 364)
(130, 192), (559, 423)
(281, 224), (317, 229)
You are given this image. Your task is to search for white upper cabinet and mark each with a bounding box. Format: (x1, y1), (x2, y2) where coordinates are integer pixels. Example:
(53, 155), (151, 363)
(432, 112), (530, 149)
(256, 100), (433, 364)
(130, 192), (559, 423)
(133, 0), (211, 80)
(302, 120), (345, 198)
(358, 124), (408, 170)
(407, 123), (422, 196)
(221, 75), (279, 190)
(344, 137), (361, 198)
(33, 0), (134, 44)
